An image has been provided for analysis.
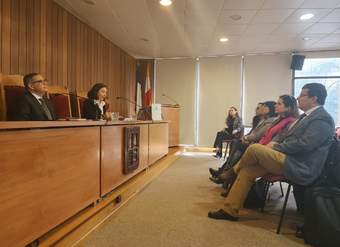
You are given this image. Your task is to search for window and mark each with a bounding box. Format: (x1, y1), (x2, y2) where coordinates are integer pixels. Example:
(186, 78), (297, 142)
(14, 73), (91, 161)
(293, 58), (340, 126)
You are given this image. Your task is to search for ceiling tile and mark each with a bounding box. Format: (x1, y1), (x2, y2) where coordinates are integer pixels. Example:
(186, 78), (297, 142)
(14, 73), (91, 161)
(262, 0), (305, 9)
(186, 0), (224, 10)
(300, 0), (340, 8)
(215, 24), (248, 35)
(244, 24), (279, 34)
(63, 0), (112, 16)
(185, 7), (220, 27)
(107, 1), (156, 42)
(272, 23), (313, 35)
(296, 34), (327, 44)
(319, 34), (340, 42)
(284, 8), (333, 23)
(223, 0), (265, 10)
(252, 9), (295, 23)
(303, 23), (340, 34)
(218, 10), (257, 24)
(309, 42), (340, 49)
(319, 9), (340, 23)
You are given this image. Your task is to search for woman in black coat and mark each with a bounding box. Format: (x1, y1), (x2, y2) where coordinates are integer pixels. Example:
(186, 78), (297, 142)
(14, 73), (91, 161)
(213, 106), (243, 158)
(83, 83), (112, 120)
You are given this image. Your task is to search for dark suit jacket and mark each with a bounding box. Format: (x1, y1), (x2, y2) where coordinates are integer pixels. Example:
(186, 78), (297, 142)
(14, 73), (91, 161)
(83, 99), (108, 120)
(10, 91), (57, 121)
(273, 107), (335, 185)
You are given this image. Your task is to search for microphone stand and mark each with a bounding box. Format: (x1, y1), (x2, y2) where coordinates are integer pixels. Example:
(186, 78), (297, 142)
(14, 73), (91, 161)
(162, 94), (179, 107)
(116, 96), (152, 120)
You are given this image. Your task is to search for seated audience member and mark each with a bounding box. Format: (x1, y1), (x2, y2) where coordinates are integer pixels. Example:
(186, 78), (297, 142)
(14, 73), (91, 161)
(336, 127), (340, 139)
(209, 101), (277, 178)
(250, 102), (264, 131)
(12, 73), (57, 121)
(208, 83), (334, 221)
(213, 106), (243, 158)
(211, 95), (299, 184)
(83, 83), (112, 120)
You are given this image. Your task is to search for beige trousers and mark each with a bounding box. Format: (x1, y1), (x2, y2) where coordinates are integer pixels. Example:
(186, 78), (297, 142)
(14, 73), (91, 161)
(224, 143), (286, 216)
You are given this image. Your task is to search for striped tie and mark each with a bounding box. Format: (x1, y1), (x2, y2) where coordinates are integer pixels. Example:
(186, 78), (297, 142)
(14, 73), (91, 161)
(39, 98), (53, 120)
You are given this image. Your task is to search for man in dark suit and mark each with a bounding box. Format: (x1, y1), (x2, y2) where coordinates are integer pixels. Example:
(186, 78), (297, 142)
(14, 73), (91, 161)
(208, 83), (335, 221)
(11, 73), (57, 121)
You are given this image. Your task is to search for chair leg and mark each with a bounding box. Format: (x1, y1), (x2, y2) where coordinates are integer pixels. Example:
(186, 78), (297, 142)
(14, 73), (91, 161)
(276, 184), (292, 234)
(261, 181), (270, 212)
(279, 182), (284, 197)
(223, 142), (229, 160)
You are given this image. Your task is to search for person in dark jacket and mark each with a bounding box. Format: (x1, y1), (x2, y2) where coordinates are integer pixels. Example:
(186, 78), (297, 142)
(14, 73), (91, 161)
(83, 83), (112, 120)
(213, 106), (243, 158)
(11, 73), (57, 121)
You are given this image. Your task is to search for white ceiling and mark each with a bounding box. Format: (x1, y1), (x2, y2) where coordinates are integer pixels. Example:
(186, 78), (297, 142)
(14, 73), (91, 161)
(55, 0), (340, 58)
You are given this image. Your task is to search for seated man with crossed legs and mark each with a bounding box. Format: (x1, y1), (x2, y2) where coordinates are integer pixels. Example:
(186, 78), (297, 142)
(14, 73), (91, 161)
(208, 83), (334, 221)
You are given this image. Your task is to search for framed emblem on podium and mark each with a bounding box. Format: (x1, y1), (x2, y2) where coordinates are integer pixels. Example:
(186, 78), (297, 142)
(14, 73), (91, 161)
(123, 126), (140, 174)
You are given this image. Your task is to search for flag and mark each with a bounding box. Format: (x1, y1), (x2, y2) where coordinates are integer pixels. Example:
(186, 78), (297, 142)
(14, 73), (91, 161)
(144, 64), (152, 106)
(136, 82), (142, 113)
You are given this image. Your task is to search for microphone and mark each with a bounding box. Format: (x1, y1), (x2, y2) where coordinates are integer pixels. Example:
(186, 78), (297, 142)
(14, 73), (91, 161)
(162, 93), (179, 106)
(116, 96), (152, 120)
(116, 96), (142, 108)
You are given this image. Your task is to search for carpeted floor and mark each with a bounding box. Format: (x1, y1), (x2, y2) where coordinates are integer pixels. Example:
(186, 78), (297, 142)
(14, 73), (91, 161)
(77, 152), (306, 247)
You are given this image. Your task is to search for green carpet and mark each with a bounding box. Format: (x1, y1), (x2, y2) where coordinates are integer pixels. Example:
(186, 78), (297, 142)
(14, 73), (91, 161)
(77, 152), (305, 247)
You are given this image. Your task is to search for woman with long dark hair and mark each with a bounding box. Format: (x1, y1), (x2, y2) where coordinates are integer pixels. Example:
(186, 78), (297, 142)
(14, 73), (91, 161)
(213, 106), (243, 158)
(83, 83), (112, 120)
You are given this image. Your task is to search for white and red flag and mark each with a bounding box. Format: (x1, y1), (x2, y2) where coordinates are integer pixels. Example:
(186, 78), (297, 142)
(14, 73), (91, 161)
(144, 64), (152, 106)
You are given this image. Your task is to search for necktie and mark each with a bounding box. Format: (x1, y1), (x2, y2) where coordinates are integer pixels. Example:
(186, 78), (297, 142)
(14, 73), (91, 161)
(296, 113), (307, 124)
(39, 98), (53, 120)
(289, 113), (306, 131)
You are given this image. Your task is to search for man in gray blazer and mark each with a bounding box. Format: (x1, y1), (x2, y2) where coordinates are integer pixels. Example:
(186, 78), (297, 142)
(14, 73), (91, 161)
(208, 83), (335, 221)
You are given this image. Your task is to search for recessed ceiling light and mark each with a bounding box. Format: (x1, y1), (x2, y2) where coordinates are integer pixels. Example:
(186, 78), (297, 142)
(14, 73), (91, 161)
(302, 37), (311, 41)
(219, 37), (229, 42)
(160, 0), (172, 6)
(230, 14), (242, 21)
(300, 13), (314, 21)
(83, 0), (96, 5)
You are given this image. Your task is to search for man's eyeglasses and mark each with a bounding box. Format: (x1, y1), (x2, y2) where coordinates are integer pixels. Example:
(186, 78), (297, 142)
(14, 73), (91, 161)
(31, 79), (48, 84)
(298, 93), (309, 98)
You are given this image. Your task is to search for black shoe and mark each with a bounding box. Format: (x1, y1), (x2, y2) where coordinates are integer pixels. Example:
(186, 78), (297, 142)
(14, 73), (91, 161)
(295, 225), (304, 239)
(212, 154), (222, 159)
(220, 190), (228, 197)
(209, 168), (220, 177)
(208, 209), (238, 221)
(209, 176), (224, 184)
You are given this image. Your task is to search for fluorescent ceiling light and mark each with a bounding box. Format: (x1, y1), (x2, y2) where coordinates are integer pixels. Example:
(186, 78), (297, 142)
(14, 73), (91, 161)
(219, 37), (229, 42)
(160, 0), (172, 6)
(300, 13), (314, 21)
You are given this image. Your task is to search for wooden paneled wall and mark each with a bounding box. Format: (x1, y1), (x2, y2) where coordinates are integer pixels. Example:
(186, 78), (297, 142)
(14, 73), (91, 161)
(0, 0), (136, 115)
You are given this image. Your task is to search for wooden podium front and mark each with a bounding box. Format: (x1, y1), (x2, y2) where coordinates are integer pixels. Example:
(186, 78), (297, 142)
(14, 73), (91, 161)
(137, 104), (179, 147)
(161, 104), (180, 147)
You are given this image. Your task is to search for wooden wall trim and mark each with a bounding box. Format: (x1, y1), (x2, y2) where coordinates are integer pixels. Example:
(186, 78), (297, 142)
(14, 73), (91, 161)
(0, 0), (136, 115)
